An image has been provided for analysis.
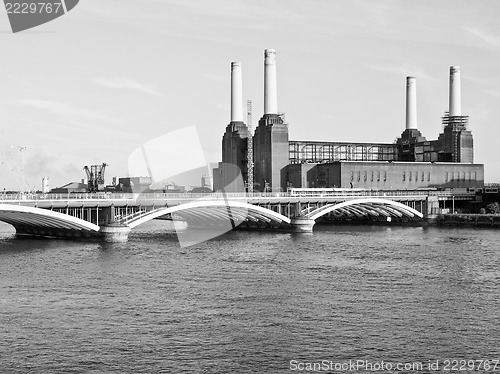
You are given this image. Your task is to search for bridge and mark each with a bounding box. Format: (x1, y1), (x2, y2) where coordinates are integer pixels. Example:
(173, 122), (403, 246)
(0, 189), (475, 242)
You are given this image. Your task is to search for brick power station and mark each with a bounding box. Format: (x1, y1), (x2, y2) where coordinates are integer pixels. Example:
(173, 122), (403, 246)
(213, 50), (483, 192)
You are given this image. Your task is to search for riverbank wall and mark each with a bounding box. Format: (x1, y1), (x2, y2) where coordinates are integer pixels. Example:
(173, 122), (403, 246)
(431, 213), (500, 227)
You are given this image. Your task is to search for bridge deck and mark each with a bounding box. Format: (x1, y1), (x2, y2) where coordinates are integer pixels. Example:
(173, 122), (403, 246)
(0, 190), (475, 209)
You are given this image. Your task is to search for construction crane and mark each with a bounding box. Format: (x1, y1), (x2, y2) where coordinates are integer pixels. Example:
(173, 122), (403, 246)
(246, 100), (254, 193)
(84, 163), (107, 192)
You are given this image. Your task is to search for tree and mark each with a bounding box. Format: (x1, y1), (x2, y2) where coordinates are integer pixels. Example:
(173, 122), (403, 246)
(485, 202), (500, 214)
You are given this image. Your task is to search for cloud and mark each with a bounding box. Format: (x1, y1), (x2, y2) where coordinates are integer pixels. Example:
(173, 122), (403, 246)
(485, 89), (500, 98)
(317, 114), (334, 120)
(95, 77), (165, 98)
(15, 99), (118, 123)
(366, 64), (433, 81)
(0, 70), (51, 96)
(215, 103), (228, 112)
(148, 0), (304, 22)
(465, 27), (500, 48)
(468, 103), (491, 122)
(203, 73), (227, 83)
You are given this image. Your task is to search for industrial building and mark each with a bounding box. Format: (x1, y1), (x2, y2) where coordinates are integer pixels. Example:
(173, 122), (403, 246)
(213, 50), (483, 192)
(283, 161), (483, 191)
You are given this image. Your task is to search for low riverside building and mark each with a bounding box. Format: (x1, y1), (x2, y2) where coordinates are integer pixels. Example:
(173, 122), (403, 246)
(281, 161), (484, 190)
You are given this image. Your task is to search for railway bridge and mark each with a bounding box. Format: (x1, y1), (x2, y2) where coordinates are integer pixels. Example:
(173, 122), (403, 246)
(0, 190), (475, 242)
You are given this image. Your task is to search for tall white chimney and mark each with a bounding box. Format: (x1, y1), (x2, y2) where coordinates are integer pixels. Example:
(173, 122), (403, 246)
(405, 77), (417, 130)
(449, 66), (461, 117)
(264, 49), (278, 115)
(230, 62), (243, 122)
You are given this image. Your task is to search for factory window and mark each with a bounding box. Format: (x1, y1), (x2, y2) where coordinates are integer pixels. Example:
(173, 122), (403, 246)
(462, 172), (466, 181)
(371, 171), (374, 182)
(350, 171), (354, 181)
(474, 172), (477, 181)
(377, 171), (380, 181)
(445, 172), (448, 182)
(357, 171), (361, 181)
(415, 172), (418, 181)
(468, 172), (471, 181)
(403, 171), (406, 182)
(450, 172), (454, 181)
(383, 171), (387, 181)
(409, 172), (412, 181)
(421, 172), (425, 182)
(427, 172), (431, 181)
(364, 171), (367, 181)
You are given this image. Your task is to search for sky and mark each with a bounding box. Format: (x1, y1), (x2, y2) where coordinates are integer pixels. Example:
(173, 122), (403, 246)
(1, 0), (499, 191)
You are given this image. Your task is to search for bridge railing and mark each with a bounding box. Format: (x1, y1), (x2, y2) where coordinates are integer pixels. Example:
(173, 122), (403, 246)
(0, 190), (474, 201)
(0, 189), (475, 203)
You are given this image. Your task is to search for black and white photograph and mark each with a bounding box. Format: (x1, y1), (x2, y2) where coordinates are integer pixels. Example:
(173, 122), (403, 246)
(1, 1), (500, 373)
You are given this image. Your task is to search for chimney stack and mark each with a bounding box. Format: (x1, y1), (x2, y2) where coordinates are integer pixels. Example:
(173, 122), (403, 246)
(449, 66), (461, 117)
(230, 62), (243, 122)
(264, 49), (278, 115)
(405, 76), (417, 130)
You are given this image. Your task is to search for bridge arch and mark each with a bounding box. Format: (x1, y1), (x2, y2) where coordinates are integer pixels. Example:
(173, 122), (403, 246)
(0, 204), (100, 233)
(127, 200), (291, 229)
(307, 198), (423, 221)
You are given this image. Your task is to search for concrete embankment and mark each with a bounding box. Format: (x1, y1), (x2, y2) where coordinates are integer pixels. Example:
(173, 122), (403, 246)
(432, 214), (500, 227)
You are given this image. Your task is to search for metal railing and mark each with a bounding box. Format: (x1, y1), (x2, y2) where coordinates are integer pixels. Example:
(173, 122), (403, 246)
(0, 189), (476, 203)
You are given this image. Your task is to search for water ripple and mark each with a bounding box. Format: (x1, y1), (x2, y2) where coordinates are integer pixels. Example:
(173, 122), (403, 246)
(0, 222), (499, 372)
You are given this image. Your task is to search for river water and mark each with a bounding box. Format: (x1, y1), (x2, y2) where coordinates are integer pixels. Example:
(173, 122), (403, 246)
(0, 221), (499, 373)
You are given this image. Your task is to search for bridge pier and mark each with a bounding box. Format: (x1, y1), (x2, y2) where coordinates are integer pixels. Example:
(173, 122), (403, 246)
(290, 217), (315, 232)
(99, 224), (131, 243)
(424, 196), (440, 223)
